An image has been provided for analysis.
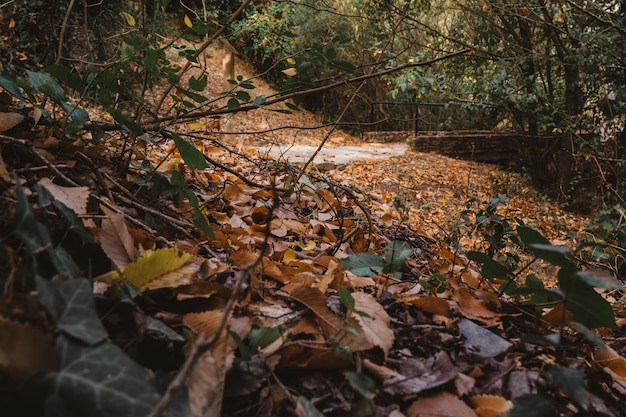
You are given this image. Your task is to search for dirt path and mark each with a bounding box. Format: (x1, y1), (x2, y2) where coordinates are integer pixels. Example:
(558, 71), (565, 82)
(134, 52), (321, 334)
(184, 40), (587, 245)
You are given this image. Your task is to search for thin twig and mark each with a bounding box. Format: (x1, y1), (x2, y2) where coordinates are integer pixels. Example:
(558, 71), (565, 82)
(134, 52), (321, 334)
(56, 0), (77, 63)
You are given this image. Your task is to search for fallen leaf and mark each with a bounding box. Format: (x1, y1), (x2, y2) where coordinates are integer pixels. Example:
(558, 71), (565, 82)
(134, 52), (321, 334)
(0, 112), (24, 133)
(39, 177), (89, 216)
(0, 147), (12, 183)
(594, 345), (626, 378)
(100, 212), (137, 269)
(405, 391), (478, 417)
(400, 294), (450, 316)
(352, 292), (394, 357)
(286, 285), (372, 351)
(454, 288), (502, 327)
(114, 248), (209, 291)
(184, 310), (233, 417)
(470, 394), (513, 417)
(0, 315), (56, 388)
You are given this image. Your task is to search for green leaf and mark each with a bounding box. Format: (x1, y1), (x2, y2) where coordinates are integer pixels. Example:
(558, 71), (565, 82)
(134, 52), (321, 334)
(346, 372), (376, 399)
(576, 271), (625, 290)
(178, 88), (208, 103)
(509, 394), (555, 417)
(235, 90), (250, 101)
(110, 109), (144, 136)
(467, 251), (513, 280)
(227, 98), (240, 108)
(36, 277), (108, 345)
(338, 285), (355, 310)
(171, 131), (209, 170)
(248, 326), (281, 353)
(40, 343), (164, 417)
(45, 63), (84, 93)
(181, 188), (215, 239)
(145, 316), (185, 342)
(516, 226), (573, 268)
(52, 199), (95, 243)
(188, 74), (208, 91)
(60, 101), (90, 125)
(383, 241), (413, 274)
(229, 330), (251, 361)
(26, 70), (65, 101)
(559, 270), (617, 329)
(297, 396), (326, 417)
(0, 74), (27, 101)
(542, 365), (589, 410)
(340, 253), (385, 277)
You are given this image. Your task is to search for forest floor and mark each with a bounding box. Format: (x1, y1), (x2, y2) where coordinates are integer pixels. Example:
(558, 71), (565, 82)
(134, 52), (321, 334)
(2, 40), (625, 417)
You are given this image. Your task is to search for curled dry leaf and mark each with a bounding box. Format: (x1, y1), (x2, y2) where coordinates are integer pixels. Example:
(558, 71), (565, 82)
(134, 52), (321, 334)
(594, 345), (626, 378)
(183, 310), (233, 417)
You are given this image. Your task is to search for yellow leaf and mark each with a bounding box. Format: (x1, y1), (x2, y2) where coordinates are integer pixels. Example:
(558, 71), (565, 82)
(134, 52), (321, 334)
(283, 249), (297, 263)
(187, 122), (205, 131)
(115, 248), (206, 291)
(286, 57), (296, 65)
(184, 15), (193, 28)
(281, 68), (297, 77)
(294, 240), (316, 251)
(121, 11), (136, 27)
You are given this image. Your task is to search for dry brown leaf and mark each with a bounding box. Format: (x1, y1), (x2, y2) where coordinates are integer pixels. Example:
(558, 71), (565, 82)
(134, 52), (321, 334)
(594, 345), (626, 378)
(453, 288), (501, 327)
(287, 285), (373, 351)
(0, 147), (12, 183)
(470, 394), (513, 417)
(0, 112), (24, 133)
(405, 391), (478, 417)
(400, 294), (450, 316)
(38, 177), (89, 216)
(0, 315), (56, 388)
(352, 292), (394, 357)
(541, 301), (574, 327)
(100, 212), (137, 269)
(184, 310), (233, 417)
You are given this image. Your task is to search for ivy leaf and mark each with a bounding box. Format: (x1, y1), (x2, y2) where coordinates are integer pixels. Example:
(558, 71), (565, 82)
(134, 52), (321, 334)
(516, 226), (573, 268)
(36, 277), (108, 345)
(40, 343), (163, 417)
(170, 131), (209, 170)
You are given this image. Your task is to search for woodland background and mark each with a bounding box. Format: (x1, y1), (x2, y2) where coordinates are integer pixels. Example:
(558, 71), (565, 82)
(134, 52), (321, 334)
(1, 0), (626, 416)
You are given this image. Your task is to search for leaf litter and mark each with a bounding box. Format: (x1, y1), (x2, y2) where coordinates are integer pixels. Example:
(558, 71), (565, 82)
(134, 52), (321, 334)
(0, 47), (625, 417)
